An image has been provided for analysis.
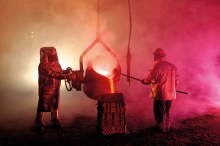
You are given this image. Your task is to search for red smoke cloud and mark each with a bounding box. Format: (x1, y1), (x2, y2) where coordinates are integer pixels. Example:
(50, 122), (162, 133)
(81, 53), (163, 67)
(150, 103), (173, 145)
(0, 0), (220, 130)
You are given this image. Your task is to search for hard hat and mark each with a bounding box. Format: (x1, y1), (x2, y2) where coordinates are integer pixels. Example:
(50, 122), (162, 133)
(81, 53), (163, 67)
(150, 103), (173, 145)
(153, 48), (166, 56)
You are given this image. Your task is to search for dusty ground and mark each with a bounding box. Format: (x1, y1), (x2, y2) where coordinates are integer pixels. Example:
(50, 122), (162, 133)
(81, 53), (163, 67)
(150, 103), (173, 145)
(0, 106), (220, 146)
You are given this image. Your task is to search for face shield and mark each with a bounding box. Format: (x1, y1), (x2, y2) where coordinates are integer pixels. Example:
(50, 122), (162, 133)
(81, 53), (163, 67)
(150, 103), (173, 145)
(48, 54), (58, 63)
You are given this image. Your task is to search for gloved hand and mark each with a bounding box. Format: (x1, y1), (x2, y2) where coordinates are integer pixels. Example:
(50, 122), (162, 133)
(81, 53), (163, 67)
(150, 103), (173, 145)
(67, 73), (76, 81)
(141, 79), (146, 84)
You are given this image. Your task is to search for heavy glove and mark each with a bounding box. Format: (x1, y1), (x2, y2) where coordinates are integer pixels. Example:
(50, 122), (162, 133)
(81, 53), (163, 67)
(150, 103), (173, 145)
(67, 73), (76, 81)
(141, 79), (146, 84)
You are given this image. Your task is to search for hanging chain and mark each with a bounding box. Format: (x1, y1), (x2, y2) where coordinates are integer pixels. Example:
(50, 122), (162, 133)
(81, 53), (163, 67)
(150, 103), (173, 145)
(128, 0), (132, 52)
(127, 0), (132, 86)
(96, 0), (100, 39)
(97, 0), (99, 25)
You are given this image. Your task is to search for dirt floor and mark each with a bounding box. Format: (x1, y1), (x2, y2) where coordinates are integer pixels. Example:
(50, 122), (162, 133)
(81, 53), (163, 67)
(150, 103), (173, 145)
(0, 107), (220, 146)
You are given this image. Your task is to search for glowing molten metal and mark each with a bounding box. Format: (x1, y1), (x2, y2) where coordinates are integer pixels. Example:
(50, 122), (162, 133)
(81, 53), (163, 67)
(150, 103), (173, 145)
(96, 70), (112, 77)
(88, 55), (118, 94)
(95, 70), (115, 93)
(109, 77), (114, 93)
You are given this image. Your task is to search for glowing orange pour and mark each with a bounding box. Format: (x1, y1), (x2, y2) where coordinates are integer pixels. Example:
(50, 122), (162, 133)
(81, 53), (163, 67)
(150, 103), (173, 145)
(94, 69), (114, 93)
(109, 77), (114, 93)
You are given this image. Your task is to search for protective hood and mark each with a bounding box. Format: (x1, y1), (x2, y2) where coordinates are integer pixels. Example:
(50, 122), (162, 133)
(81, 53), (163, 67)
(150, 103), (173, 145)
(40, 47), (59, 63)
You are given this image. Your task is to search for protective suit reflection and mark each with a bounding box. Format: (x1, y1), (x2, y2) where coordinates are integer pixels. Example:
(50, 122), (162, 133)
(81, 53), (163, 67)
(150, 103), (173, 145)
(35, 47), (76, 130)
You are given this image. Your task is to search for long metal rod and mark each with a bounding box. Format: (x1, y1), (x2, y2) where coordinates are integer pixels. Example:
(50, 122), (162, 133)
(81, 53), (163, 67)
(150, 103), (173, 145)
(121, 73), (141, 81)
(120, 73), (188, 94)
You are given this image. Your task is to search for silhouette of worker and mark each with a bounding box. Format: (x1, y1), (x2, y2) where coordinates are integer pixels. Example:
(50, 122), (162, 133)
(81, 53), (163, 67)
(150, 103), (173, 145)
(141, 48), (179, 132)
(35, 47), (75, 130)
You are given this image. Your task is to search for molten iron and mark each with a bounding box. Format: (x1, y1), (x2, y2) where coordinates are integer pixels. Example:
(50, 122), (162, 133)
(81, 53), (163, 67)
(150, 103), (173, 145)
(82, 60), (120, 101)
(109, 77), (114, 93)
(94, 69), (115, 93)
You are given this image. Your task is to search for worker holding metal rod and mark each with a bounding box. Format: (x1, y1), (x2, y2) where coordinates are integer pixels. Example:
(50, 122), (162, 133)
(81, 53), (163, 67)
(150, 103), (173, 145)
(119, 73), (187, 94)
(113, 48), (185, 132)
(141, 48), (179, 132)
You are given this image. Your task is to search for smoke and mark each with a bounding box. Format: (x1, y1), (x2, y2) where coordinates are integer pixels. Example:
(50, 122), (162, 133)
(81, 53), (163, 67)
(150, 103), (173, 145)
(115, 0), (220, 127)
(1, 0), (220, 130)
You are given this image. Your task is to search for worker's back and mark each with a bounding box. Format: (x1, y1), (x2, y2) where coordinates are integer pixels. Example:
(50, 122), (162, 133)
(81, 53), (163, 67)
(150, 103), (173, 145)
(150, 60), (178, 100)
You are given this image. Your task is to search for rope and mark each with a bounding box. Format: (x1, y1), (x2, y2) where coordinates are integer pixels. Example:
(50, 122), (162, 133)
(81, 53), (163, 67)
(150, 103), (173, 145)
(97, 0), (99, 25)
(127, 0), (132, 86)
(128, 0), (132, 51)
(96, 0), (100, 39)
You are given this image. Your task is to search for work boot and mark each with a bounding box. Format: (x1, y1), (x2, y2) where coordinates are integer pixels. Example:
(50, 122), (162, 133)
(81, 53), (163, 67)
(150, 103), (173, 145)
(165, 121), (171, 131)
(156, 123), (165, 132)
(35, 112), (45, 130)
(35, 119), (45, 130)
(51, 109), (63, 128)
(52, 118), (63, 128)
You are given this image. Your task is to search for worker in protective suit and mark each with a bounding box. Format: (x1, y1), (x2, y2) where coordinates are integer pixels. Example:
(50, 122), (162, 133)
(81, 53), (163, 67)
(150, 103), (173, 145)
(141, 48), (179, 132)
(35, 47), (76, 130)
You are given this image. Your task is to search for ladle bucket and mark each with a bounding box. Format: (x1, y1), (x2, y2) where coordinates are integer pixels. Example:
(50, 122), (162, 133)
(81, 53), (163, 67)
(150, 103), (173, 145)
(83, 61), (121, 100)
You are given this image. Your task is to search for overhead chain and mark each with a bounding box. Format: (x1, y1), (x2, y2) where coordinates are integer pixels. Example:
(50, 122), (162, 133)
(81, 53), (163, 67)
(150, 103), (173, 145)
(128, 0), (132, 51)
(127, 0), (132, 86)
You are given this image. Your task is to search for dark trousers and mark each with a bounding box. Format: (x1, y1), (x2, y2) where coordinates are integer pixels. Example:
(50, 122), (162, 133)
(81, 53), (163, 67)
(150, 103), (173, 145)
(153, 100), (172, 125)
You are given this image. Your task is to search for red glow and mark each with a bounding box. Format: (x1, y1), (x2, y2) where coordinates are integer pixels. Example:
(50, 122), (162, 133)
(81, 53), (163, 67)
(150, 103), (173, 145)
(89, 55), (118, 78)
(94, 70), (115, 93)
(109, 77), (114, 93)
(89, 55), (117, 93)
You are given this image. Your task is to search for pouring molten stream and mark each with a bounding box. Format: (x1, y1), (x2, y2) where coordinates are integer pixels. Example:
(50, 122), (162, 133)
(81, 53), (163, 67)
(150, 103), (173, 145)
(94, 70), (114, 93)
(109, 77), (114, 93)
(88, 55), (118, 94)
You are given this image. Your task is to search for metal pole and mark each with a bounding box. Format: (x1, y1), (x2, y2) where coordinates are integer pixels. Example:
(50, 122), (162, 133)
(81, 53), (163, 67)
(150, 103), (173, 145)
(120, 73), (188, 94)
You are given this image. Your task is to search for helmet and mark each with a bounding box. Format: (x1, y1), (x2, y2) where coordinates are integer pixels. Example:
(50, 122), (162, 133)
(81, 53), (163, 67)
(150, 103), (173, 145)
(40, 47), (58, 63)
(153, 48), (166, 57)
